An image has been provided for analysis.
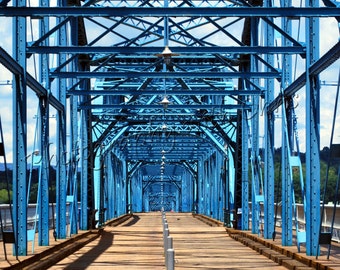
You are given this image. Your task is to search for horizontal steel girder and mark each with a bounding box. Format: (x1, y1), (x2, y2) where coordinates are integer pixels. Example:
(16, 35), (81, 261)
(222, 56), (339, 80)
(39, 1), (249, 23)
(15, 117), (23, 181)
(27, 46), (305, 54)
(81, 104), (251, 110)
(51, 71), (280, 79)
(92, 114), (237, 123)
(123, 148), (208, 156)
(127, 158), (199, 163)
(93, 112), (238, 119)
(69, 90), (262, 96)
(1, 7), (339, 17)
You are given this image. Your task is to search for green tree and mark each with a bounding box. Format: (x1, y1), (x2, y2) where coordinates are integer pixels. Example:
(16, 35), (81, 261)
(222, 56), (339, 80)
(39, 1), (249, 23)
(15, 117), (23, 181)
(0, 188), (11, 203)
(321, 163), (339, 204)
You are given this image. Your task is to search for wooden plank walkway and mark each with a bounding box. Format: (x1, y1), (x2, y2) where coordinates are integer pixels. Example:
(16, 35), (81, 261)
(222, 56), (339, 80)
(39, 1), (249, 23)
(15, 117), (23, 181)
(49, 212), (165, 270)
(1, 212), (340, 269)
(48, 212), (289, 270)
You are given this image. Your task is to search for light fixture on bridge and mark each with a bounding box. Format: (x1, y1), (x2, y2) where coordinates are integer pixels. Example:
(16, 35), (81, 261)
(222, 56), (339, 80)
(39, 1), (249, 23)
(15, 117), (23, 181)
(156, 45), (179, 65)
(160, 96), (170, 110)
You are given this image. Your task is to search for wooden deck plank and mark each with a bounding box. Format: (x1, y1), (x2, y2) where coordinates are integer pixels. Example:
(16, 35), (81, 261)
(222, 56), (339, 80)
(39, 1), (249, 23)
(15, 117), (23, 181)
(165, 213), (289, 270)
(48, 212), (288, 269)
(1, 212), (340, 269)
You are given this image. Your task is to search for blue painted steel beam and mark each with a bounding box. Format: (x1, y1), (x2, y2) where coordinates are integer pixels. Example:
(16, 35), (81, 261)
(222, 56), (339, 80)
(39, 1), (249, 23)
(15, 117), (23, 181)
(80, 106), (89, 230)
(123, 147), (210, 151)
(241, 109), (249, 230)
(263, 5), (275, 239)
(93, 150), (102, 225)
(305, 9), (321, 256)
(56, 109), (67, 238)
(70, 89), (262, 96)
(125, 155), (204, 159)
(250, 68), (262, 233)
(38, 1), (50, 245)
(267, 41), (340, 113)
(38, 98), (50, 246)
(51, 71), (281, 79)
(101, 126), (130, 155)
(103, 155), (111, 219)
(55, 9), (68, 238)
(1, 7), (339, 17)
(95, 113), (237, 120)
(124, 151), (205, 156)
(281, 7), (293, 246)
(27, 45), (306, 54)
(0, 47), (64, 112)
(124, 150), (208, 155)
(131, 158), (202, 164)
(67, 16), (81, 235)
(249, 15), (260, 232)
(12, 0), (27, 255)
(80, 104), (252, 110)
(282, 116), (293, 246)
(93, 114), (236, 120)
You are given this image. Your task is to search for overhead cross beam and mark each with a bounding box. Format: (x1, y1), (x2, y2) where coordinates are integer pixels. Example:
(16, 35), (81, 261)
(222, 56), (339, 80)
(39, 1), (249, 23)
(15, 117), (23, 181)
(1, 7), (339, 17)
(27, 45), (306, 54)
(51, 71), (281, 79)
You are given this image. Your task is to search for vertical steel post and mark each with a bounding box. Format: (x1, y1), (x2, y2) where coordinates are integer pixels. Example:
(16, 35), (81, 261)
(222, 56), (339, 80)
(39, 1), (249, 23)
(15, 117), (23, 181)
(214, 153), (219, 219)
(80, 109), (89, 230)
(305, 0), (321, 255)
(280, 0), (293, 246)
(197, 161), (203, 213)
(250, 15), (260, 234)
(263, 0), (275, 240)
(106, 154), (113, 219)
(227, 150), (235, 224)
(68, 94), (78, 234)
(126, 160), (132, 214)
(68, 16), (79, 235)
(38, 98), (50, 246)
(210, 153), (216, 218)
(77, 31), (92, 228)
(281, 102), (293, 246)
(206, 157), (211, 216)
(99, 154), (105, 226)
(217, 154), (224, 221)
(116, 159), (121, 216)
(224, 157), (230, 226)
(241, 109), (249, 230)
(55, 0), (68, 239)
(121, 156), (125, 213)
(55, 106), (67, 237)
(193, 162), (198, 213)
(12, 0), (27, 256)
(93, 148), (101, 224)
(38, 0), (50, 246)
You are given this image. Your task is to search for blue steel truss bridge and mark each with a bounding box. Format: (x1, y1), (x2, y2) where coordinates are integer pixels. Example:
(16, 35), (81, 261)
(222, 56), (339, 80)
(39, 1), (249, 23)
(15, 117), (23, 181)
(0, 0), (339, 260)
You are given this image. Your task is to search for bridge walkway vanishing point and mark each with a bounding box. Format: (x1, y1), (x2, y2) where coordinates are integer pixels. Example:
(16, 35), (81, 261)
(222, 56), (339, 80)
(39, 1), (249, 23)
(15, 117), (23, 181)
(1, 212), (340, 269)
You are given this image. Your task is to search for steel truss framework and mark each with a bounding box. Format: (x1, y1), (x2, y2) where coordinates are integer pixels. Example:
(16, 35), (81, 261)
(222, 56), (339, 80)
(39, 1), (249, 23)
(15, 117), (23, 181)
(0, 0), (339, 258)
